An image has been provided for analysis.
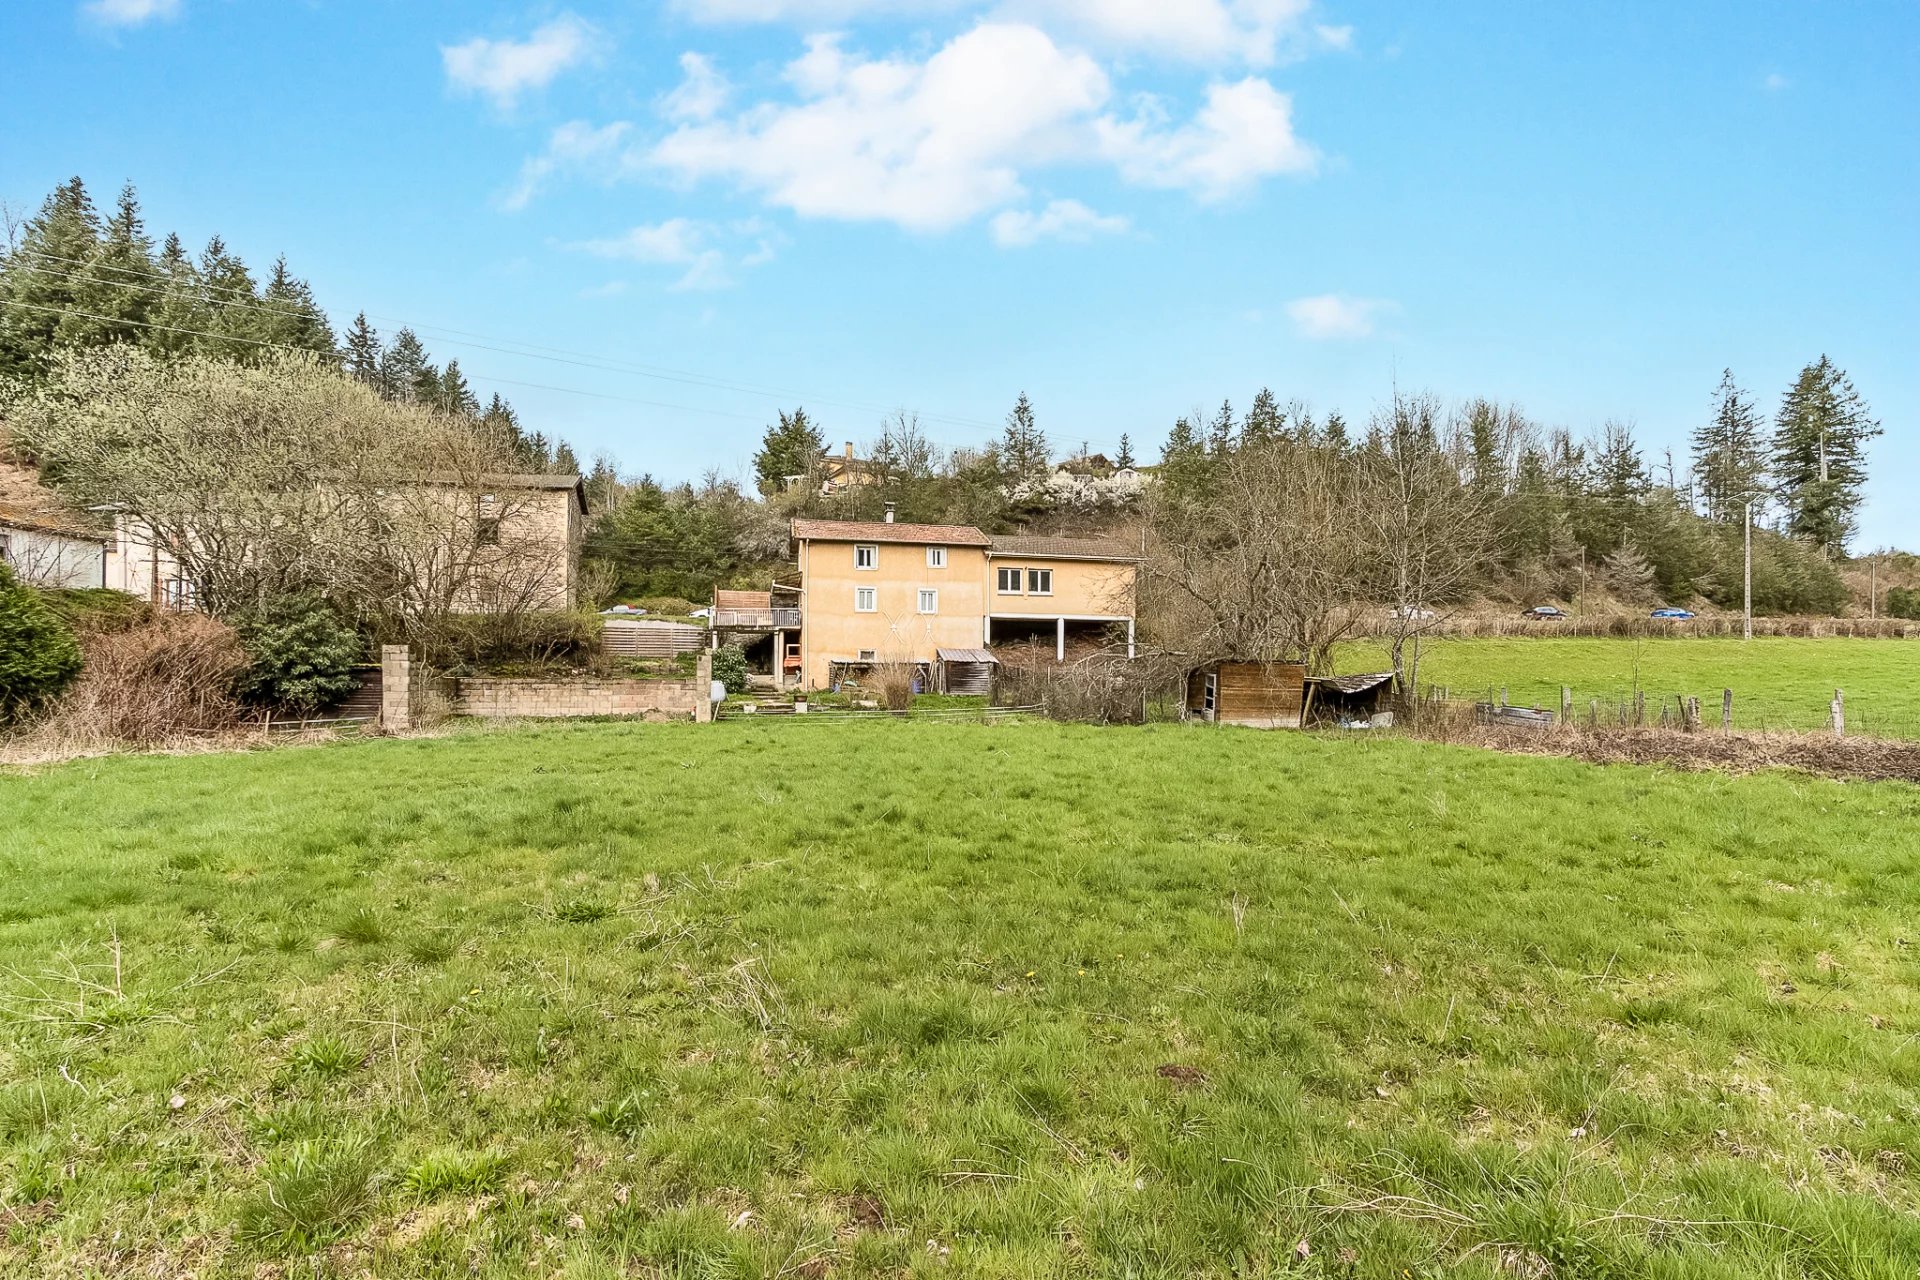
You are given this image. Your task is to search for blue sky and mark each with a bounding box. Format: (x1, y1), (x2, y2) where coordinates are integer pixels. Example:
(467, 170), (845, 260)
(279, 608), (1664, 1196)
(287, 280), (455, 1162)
(4, 1), (1916, 546)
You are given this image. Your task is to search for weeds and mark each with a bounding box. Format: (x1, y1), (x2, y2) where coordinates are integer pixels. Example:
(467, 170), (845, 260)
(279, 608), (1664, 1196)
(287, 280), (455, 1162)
(236, 1136), (379, 1251)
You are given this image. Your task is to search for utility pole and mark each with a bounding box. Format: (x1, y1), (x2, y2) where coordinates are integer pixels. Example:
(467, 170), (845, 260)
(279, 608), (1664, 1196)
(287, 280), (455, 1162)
(1870, 555), (1877, 619)
(1743, 495), (1755, 642)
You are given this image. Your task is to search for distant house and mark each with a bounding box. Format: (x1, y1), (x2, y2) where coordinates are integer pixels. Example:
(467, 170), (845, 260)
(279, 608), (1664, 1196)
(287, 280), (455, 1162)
(797, 442), (884, 496)
(788, 515), (1139, 691)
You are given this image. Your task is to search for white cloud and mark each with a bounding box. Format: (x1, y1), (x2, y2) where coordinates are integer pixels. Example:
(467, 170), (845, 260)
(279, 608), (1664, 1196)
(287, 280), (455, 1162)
(990, 198), (1128, 246)
(648, 24), (1314, 229)
(442, 14), (599, 109)
(1285, 293), (1390, 339)
(1313, 23), (1352, 50)
(579, 280), (631, 298)
(1764, 72), (1789, 92)
(82, 0), (178, 26)
(652, 25), (1111, 230)
(663, 52), (732, 121)
(568, 218), (775, 290)
(1097, 77), (1316, 200)
(502, 120), (634, 211)
(671, 0), (1337, 65)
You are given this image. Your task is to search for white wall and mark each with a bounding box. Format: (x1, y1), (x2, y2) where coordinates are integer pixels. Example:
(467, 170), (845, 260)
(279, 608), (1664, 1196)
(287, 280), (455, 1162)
(0, 523), (106, 589)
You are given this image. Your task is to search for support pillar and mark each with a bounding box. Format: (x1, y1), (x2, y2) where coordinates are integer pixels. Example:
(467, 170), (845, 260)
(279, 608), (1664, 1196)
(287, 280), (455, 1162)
(1126, 618), (1136, 659)
(1056, 616), (1065, 662)
(379, 644), (412, 734)
(696, 651), (714, 724)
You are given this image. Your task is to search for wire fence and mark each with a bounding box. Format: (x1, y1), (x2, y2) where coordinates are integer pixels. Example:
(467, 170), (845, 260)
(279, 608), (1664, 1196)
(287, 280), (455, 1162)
(1418, 682), (1920, 743)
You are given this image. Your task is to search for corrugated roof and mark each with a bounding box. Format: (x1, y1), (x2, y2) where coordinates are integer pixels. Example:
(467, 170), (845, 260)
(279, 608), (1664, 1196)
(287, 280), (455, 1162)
(936, 648), (999, 664)
(987, 534), (1139, 561)
(1308, 672), (1396, 694)
(791, 518), (991, 546)
(714, 589), (771, 610)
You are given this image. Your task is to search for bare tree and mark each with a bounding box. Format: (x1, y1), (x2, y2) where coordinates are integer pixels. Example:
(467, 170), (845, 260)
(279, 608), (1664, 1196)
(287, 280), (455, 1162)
(1141, 434), (1371, 672)
(1360, 393), (1498, 687)
(5, 347), (575, 650)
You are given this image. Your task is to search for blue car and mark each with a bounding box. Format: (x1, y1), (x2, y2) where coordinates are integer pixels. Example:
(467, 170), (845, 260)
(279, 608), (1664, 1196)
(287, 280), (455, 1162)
(1650, 607), (1695, 620)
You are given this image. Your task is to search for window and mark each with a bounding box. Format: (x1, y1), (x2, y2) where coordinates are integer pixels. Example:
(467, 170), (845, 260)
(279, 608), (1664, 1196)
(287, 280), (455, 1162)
(854, 544), (878, 570)
(855, 587), (877, 612)
(996, 567), (1022, 594)
(857, 649), (877, 661)
(1027, 568), (1053, 595)
(918, 589), (938, 614)
(926, 546), (947, 569)
(475, 495), (501, 546)
(1203, 673), (1218, 715)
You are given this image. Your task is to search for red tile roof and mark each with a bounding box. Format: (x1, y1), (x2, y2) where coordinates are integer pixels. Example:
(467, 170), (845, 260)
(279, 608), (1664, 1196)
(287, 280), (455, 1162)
(790, 518), (991, 546)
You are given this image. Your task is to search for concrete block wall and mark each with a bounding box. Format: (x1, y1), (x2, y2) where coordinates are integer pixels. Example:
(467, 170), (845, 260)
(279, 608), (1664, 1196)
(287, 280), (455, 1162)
(380, 645), (412, 733)
(454, 676), (702, 720)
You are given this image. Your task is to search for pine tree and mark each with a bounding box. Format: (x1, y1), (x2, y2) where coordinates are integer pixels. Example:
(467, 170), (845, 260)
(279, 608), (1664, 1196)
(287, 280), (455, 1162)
(552, 442), (581, 476)
(1158, 415), (1210, 500)
(259, 255), (336, 356)
(1464, 400), (1509, 498)
(197, 236), (266, 362)
(379, 327), (434, 403)
(147, 232), (209, 359)
(998, 392), (1049, 480)
(1322, 411), (1349, 451)
(1582, 421), (1646, 555)
(752, 407), (826, 495)
(438, 360), (480, 418)
(1691, 369), (1767, 524)
(1604, 538), (1657, 603)
(1772, 356), (1880, 556)
(1206, 400), (1235, 459)
(344, 313), (382, 387)
(0, 177), (103, 379)
(61, 181), (157, 351)
(1114, 433), (1135, 469)
(1242, 388), (1281, 446)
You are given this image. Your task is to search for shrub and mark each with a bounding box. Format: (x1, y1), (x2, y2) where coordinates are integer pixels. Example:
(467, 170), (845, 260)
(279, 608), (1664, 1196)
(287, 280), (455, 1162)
(426, 610), (601, 672)
(0, 565), (82, 723)
(1889, 588), (1920, 621)
(47, 613), (248, 745)
(710, 645), (749, 694)
(38, 587), (152, 637)
(231, 593), (366, 714)
(867, 661), (918, 711)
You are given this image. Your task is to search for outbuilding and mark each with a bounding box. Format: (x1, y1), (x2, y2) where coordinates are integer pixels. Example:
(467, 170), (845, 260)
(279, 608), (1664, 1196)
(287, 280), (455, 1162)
(1185, 660), (1308, 728)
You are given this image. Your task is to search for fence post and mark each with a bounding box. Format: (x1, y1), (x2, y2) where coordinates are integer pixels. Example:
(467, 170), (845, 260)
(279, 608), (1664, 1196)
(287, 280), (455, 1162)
(1633, 689), (1645, 727)
(1721, 688), (1733, 731)
(1500, 685), (1509, 708)
(1684, 696), (1701, 732)
(1560, 686), (1572, 726)
(696, 652), (715, 724)
(1588, 698), (1600, 729)
(1831, 688), (1844, 738)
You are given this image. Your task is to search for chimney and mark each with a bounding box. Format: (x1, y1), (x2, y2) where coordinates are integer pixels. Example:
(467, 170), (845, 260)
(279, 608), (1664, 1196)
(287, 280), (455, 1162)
(844, 441), (855, 459)
(884, 502), (896, 524)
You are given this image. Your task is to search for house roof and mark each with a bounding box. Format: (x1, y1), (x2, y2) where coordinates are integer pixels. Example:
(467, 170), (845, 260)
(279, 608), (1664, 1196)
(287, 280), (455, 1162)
(0, 460), (108, 541)
(715, 589), (771, 610)
(987, 534), (1140, 562)
(791, 518), (992, 547)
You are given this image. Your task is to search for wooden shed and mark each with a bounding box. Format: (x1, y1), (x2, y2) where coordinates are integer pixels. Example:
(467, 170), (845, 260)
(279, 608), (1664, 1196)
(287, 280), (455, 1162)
(935, 648), (998, 695)
(1186, 660), (1307, 729)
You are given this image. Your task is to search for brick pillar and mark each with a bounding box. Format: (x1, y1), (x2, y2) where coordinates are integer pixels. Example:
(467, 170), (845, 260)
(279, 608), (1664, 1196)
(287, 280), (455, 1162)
(380, 644), (412, 733)
(695, 651), (714, 724)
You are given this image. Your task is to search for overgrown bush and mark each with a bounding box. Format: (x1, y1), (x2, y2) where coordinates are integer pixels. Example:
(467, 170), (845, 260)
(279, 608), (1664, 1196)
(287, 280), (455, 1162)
(424, 611), (601, 672)
(38, 586), (152, 637)
(1889, 588), (1920, 621)
(710, 645), (749, 694)
(49, 613), (248, 746)
(867, 661), (918, 711)
(996, 649), (1184, 724)
(231, 593), (366, 713)
(0, 564), (83, 724)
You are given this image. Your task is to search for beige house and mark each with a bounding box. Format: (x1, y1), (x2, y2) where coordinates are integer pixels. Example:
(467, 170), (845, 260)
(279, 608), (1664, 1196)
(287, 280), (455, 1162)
(789, 516), (1138, 691)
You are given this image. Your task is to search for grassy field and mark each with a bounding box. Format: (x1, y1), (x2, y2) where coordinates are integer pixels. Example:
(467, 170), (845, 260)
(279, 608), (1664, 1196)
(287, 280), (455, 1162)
(3, 720), (1919, 1277)
(1337, 635), (1920, 737)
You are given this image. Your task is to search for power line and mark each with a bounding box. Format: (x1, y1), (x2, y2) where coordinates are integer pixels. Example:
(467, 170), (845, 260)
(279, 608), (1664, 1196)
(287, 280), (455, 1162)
(4, 248), (1006, 434)
(0, 299), (765, 422)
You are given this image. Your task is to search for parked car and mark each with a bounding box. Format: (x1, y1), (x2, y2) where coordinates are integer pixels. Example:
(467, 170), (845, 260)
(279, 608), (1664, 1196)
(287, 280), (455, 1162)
(1522, 605), (1569, 620)
(1391, 605), (1437, 620)
(1650, 607), (1695, 620)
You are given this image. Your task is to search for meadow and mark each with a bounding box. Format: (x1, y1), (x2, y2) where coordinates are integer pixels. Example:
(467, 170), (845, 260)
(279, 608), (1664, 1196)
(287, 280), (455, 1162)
(2, 719), (1919, 1277)
(1338, 635), (1920, 737)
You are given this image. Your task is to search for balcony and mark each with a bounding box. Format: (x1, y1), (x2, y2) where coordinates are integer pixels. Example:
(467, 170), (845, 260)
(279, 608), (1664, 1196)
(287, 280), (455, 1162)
(713, 606), (802, 630)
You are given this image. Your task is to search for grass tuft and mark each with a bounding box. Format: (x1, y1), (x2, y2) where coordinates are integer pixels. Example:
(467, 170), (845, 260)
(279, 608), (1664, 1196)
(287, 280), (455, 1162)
(400, 1149), (506, 1198)
(288, 1035), (361, 1079)
(335, 906), (387, 945)
(236, 1136), (379, 1252)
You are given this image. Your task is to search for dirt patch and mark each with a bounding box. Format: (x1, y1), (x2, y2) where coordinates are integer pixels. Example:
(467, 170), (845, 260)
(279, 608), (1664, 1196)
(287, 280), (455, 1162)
(1156, 1063), (1210, 1087)
(1436, 723), (1920, 784)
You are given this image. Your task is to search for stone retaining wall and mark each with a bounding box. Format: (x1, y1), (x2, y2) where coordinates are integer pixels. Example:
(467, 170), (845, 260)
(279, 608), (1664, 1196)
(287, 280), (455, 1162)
(455, 672), (709, 721)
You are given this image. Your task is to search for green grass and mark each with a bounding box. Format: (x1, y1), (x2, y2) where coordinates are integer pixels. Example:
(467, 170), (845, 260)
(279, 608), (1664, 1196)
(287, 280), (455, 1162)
(1339, 635), (1920, 736)
(2, 719), (1919, 1277)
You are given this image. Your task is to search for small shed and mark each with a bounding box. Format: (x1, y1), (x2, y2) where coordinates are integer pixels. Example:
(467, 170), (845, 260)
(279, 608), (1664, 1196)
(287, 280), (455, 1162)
(1305, 672), (1398, 726)
(1186, 660), (1307, 728)
(935, 648), (998, 695)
